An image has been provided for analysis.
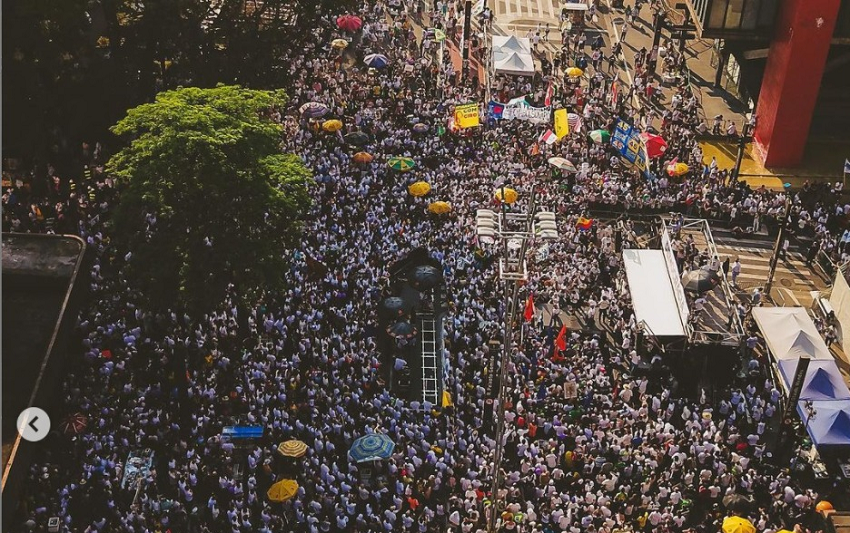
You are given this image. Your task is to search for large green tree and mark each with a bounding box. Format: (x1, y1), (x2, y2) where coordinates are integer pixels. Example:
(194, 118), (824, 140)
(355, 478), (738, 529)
(107, 85), (311, 314)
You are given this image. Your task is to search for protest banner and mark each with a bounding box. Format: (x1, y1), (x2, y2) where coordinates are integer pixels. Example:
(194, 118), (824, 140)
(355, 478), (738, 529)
(455, 103), (481, 128)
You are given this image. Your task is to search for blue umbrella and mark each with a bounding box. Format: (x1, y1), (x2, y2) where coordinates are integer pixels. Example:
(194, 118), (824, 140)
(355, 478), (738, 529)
(364, 53), (389, 69)
(349, 433), (395, 462)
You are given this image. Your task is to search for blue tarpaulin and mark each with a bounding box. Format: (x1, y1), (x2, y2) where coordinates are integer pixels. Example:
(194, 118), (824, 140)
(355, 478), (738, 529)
(778, 359), (850, 401)
(797, 400), (850, 447)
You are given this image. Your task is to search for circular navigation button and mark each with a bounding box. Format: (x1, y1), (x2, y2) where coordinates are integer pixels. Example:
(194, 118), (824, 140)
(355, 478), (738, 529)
(17, 407), (50, 442)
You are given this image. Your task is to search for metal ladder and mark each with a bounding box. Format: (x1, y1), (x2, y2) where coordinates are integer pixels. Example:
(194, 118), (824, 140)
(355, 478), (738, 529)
(420, 316), (439, 406)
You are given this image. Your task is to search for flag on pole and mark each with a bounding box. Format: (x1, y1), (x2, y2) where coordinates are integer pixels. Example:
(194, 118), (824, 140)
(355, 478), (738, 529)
(576, 216), (593, 231)
(545, 80), (554, 107)
(539, 129), (558, 145)
(555, 324), (567, 352)
(844, 158), (850, 174)
(523, 294), (535, 321)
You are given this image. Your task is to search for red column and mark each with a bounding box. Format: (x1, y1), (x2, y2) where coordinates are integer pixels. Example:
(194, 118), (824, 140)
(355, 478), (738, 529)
(753, 0), (840, 167)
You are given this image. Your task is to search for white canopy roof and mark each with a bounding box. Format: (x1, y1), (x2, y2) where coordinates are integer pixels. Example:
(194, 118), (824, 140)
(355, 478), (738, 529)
(751, 307), (833, 361)
(622, 250), (687, 337)
(492, 36), (535, 76)
(493, 35), (531, 54)
(494, 51), (535, 76)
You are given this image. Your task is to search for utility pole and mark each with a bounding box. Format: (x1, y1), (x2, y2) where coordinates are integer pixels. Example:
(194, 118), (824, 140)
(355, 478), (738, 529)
(477, 185), (556, 533)
(765, 197), (792, 296)
(732, 133), (748, 182)
(461, 0), (473, 81)
(651, 11), (666, 50)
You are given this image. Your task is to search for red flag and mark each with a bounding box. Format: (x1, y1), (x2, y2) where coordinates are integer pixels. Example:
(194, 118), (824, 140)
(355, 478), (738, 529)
(523, 294), (535, 321)
(555, 325), (567, 352)
(545, 80), (554, 107)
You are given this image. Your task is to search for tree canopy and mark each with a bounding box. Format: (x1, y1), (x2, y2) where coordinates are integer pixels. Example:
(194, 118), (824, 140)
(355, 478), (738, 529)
(107, 85), (311, 314)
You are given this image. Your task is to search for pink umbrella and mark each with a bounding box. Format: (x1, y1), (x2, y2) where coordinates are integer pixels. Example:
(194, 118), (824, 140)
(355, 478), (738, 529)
(336, 15), (363, 32)
(639, 132), (668, 159)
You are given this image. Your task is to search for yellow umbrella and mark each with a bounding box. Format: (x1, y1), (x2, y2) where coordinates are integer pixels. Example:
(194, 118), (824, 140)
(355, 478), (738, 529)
(267, 479), (299, 503)
(566, 67), (584, 78)
(722, 516), (755, 533)
(408, 181), (431, 197)
(428, 201), (452, 214)
(331, 38), (349, 49)
(322, 119), (343, 133)
(277, 440), (307, 458)
(494, 187), (518, 204)
(666, 162), (690, 177)
(352, 151), (373, 164)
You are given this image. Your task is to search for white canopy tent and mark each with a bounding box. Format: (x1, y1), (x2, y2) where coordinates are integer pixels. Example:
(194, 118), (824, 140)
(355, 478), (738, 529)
(751, 307), (833, 361)
(492, 36), (535, 77)
(622, 250), (688, 337)
(494, 52), (535, 77)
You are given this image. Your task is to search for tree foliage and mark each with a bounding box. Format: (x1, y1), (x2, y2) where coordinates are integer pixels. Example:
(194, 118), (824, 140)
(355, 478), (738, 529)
(107, 85), (311, 314)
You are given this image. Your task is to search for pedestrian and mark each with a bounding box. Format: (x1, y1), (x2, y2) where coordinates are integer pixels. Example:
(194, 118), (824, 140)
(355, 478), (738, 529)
(731, 257), (741, 287)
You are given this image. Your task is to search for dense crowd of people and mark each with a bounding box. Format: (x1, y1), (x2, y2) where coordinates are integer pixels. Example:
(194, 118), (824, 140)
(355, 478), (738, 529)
(3, 0), (849, 532)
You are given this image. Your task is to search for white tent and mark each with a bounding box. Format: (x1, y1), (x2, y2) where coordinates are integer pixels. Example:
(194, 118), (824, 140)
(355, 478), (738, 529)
(492, 36), (535, 76)
(493, 35), (531, 54)
(494, 52), (535, 77)
(622, 250), (688, 337)
(751, 307), (833, 361)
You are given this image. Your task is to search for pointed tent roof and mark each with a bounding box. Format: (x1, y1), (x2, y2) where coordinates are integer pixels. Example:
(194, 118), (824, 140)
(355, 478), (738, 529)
(783, 330), (828, 360)
(778, 359), (850, 401)
(798, 400), (850, 447)
(492, 35), (531, 53)
(501, 35), (530, 52)
(751, 307), (833, 361)
(495, 52), (535, 76)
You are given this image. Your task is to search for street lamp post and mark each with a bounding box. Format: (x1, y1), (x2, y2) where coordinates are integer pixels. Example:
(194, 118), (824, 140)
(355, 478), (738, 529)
(476, 186), (558, 533)
(732, 133), (749, 183)
(765, 197), (792, 296)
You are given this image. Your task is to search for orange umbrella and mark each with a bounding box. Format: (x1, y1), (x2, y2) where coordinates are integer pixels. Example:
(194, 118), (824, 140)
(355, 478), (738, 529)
(816, 501), (834, 512)
(352, 152), (373, 164)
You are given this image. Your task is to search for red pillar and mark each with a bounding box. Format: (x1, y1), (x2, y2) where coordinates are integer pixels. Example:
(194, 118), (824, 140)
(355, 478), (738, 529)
(753, 0), (839, 167)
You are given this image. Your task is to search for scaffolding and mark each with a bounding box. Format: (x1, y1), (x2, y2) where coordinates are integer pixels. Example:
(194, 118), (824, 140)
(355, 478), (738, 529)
(660, 216), (745, 346)
(419, 316), (440, 406)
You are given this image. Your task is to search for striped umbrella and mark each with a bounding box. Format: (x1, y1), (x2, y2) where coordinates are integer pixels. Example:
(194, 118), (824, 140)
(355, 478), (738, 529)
(364, 53), (389, 69)
(588, 129), (611, 144)
(388, 157), (416, 171)
(299, 102), (329, 118)
(349, 433), (396, 462)
(277, 440), (308, 458)
(547, 157), (577, 172)
(59, 413), (88, 436)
